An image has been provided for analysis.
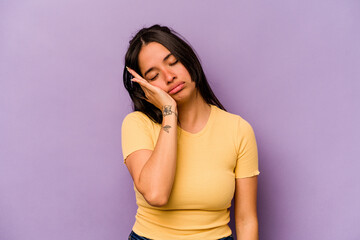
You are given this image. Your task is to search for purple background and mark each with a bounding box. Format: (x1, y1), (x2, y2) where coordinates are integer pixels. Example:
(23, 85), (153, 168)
(1, 0), (359, 239)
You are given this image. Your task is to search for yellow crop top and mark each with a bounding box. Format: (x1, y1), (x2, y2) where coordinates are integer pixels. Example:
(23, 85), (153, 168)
(121, 104), (260, 240)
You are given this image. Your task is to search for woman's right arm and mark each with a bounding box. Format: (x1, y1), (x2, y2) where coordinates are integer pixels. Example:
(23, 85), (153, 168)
(124, 67), (178, 207)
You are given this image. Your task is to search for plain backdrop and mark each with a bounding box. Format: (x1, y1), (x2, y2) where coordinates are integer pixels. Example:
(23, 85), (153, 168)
(1, 0), (359, 239)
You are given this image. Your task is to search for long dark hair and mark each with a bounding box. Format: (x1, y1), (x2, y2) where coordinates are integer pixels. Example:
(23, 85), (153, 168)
(123, 24), (226, 124)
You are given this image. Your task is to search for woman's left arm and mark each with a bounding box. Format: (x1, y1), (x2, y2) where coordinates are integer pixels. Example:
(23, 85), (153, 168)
(234, 176), (259, 240)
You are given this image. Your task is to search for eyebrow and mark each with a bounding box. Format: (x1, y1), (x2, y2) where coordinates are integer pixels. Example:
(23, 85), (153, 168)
(144, 53), (173, 77)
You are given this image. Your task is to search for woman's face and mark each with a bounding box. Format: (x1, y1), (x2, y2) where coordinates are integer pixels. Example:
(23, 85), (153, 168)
(137, 42), (196, 102)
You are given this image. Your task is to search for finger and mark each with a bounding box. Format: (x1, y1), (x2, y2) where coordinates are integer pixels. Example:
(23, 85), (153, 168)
(131, 77), (147, 85)
(137, 94), (148, 100)
(138, 88), (150, 101)
(131, 77), (156, 93)
(131, 78), (152, 100)
(126, 66), (145, 80)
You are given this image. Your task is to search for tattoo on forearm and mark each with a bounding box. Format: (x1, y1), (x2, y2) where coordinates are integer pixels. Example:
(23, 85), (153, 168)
(163, 105), (178, 117)
(162, 125), (171, 133)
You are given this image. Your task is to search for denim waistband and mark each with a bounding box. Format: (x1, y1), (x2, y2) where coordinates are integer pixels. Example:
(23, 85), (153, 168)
(128, 230), (234, 240)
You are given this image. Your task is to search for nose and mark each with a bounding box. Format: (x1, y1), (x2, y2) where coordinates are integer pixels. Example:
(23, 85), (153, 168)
(163, 68), (175, 83)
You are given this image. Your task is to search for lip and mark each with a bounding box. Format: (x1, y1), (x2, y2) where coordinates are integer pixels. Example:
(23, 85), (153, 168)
(168, 82), (185, 94)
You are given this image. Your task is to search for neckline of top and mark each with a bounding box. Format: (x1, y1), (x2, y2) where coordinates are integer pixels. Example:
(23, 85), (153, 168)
(177, 104), (216, 137)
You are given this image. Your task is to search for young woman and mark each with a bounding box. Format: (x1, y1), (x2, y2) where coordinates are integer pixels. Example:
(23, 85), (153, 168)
(121, 24), (260, 240)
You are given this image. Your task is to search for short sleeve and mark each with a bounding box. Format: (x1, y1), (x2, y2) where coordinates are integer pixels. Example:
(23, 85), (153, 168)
(121, 112), (155, 164)
(234, 117), (260, 178)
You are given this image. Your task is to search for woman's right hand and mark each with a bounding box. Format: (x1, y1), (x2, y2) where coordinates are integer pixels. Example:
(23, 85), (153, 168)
(126, 67), (177, 111)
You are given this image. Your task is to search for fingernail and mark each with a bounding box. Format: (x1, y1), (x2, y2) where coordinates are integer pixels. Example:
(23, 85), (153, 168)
(126, 66), (130, 71)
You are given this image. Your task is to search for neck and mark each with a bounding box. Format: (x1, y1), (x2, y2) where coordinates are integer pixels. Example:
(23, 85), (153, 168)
(176, 92), (211, 128)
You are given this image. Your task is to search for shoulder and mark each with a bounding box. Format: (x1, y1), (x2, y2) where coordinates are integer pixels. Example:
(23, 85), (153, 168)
(122, 111), (155, 129)
(123, 111), (148, 121)
(212, 105), (254, 134)
(213, 105), (251, 126)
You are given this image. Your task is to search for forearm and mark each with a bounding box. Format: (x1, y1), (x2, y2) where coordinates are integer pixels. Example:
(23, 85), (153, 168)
(235, 218), (259, 240)
(138, 105), (178, 206)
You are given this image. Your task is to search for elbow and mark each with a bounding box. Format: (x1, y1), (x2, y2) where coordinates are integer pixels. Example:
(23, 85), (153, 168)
(136, 180), (171, 207)
(144, 192), (169, 207)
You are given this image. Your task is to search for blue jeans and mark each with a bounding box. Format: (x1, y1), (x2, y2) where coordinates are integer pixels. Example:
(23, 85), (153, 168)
(128, 230), (234, 240)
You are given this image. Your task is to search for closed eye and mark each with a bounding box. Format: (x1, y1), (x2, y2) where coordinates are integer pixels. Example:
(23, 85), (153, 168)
(150, 74), (158, 81)
(169, 60), (178, 66)
(149, 59), (178, 80)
